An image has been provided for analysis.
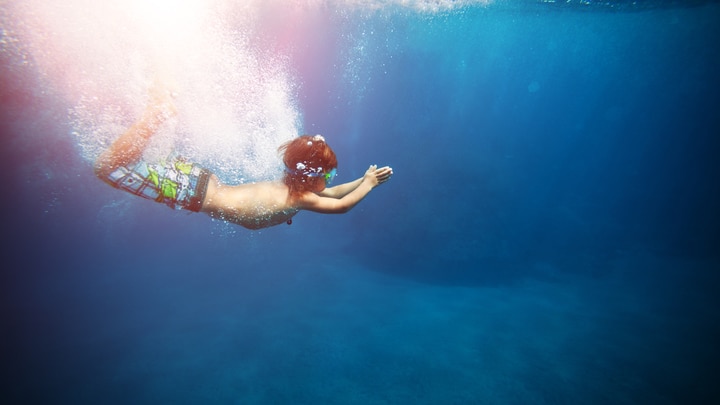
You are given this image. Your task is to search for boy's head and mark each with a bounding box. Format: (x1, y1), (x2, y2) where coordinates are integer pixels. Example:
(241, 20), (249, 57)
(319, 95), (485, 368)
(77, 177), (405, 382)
(280, 134), (338, 195)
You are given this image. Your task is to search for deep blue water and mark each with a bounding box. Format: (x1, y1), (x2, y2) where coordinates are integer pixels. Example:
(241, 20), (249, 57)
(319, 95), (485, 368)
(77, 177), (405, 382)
(2, 1), (720, 404)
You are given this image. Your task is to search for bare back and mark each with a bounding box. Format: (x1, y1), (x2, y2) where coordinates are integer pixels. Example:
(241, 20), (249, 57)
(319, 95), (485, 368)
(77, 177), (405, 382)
(200, 175), (299, 229)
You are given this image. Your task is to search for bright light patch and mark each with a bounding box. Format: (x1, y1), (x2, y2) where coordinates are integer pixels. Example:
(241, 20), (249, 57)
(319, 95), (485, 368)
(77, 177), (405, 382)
(3, 0), (492, 182)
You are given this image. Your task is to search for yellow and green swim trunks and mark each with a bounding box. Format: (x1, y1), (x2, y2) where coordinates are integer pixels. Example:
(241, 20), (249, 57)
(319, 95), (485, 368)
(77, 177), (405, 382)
(103, 156), (211, 212)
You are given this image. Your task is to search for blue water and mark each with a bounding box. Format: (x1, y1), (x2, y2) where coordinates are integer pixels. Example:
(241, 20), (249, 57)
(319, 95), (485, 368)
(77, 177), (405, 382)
(2, 1), (719, 404)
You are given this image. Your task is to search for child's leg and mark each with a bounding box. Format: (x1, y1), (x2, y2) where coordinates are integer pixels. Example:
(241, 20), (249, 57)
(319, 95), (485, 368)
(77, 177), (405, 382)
(94, 88), (176, 178)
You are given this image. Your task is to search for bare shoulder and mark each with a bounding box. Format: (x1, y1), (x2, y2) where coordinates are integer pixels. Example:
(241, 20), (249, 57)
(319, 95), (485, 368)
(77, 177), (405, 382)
(294, 189), (322, 204)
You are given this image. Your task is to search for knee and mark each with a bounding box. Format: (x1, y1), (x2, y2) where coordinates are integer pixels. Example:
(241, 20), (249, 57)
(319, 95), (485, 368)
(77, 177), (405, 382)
(93, 159), (111, 180)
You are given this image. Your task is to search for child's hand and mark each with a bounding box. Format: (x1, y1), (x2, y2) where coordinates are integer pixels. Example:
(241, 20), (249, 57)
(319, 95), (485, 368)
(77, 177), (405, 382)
(364, 165), (393, 188)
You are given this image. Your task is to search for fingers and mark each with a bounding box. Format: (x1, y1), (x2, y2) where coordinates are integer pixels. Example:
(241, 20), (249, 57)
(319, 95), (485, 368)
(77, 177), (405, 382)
(375, 166), (393, 184)
(367, 165), (393, 184)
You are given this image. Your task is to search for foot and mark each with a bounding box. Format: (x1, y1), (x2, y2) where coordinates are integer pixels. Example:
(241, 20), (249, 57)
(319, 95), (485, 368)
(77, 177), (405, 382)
(143, 81), (177, 128)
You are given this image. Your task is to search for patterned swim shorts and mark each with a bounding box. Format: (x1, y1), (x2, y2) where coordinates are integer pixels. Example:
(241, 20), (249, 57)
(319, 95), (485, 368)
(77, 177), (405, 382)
(103, 156), (211, 212)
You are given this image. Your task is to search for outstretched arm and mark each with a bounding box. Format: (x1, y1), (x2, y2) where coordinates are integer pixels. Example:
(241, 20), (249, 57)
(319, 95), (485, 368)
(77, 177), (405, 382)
(319, 165), (393, 199)
(302, 165), (393, 214)
(318, 177), (362, 199)
(94, 90), (176, 178)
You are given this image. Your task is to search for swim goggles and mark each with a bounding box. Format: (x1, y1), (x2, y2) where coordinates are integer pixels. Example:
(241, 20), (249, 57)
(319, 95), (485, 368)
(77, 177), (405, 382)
(322, 168), (338, 185)
(288, 163), (337, 185)
(305, 167), (337, 185)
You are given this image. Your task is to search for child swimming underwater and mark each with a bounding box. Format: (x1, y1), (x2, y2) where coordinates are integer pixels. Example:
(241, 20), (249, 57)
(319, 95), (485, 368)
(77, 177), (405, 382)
(94, 90), (393, 230)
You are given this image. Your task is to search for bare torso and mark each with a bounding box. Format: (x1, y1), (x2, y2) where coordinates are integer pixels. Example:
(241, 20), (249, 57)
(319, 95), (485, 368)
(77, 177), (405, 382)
(200, 174), (299, 230)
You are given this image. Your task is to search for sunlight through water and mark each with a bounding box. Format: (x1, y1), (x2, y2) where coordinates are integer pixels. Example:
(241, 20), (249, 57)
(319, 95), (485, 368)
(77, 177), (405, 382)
(1, 0), (492, 182)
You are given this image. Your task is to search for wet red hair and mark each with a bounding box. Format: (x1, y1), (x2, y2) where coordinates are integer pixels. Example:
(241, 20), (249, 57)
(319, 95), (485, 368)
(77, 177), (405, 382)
(279, 135), (338, 200)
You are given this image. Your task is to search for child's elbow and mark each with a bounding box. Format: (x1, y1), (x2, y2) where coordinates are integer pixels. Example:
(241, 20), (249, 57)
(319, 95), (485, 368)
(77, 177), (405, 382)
(336, 206), (352, 214)
(334, 201), (358, 214)
(320, 200), (353, 214)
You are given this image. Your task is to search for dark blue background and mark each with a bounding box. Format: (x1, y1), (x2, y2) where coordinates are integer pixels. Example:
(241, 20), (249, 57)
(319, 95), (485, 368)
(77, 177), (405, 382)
(2, 2), (719, 404)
